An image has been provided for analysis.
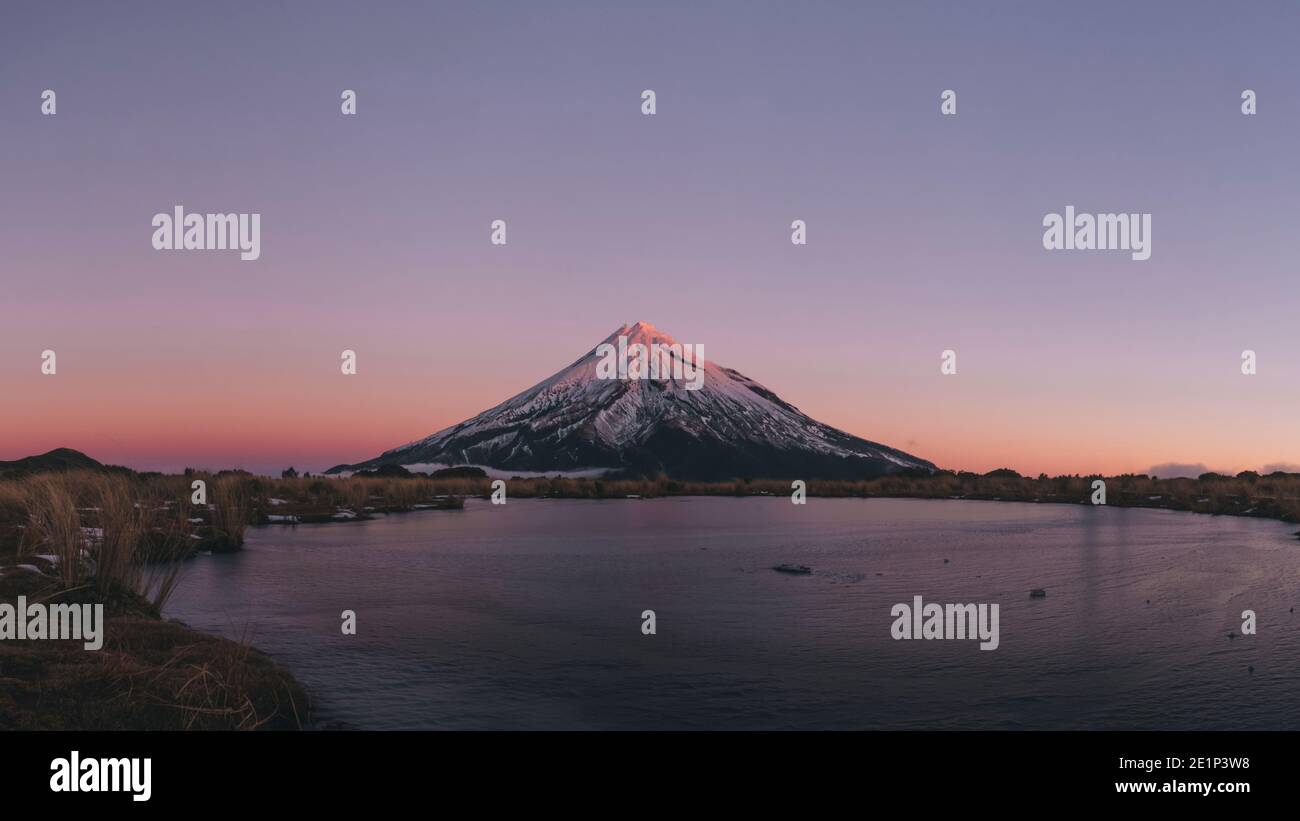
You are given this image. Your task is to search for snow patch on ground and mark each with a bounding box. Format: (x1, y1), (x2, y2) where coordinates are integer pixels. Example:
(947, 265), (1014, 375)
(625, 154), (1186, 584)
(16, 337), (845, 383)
(399, 462), (612, 479)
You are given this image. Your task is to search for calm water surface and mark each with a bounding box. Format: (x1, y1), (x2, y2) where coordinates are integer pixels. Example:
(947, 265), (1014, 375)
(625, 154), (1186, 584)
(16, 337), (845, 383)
(164, 498), (1300, 729)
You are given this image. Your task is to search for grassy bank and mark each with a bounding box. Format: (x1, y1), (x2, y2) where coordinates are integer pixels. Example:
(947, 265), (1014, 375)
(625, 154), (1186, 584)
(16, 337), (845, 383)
(0, 472), (310, 730)
(0, 573), (308, 730)
(0, 471), (467, 561)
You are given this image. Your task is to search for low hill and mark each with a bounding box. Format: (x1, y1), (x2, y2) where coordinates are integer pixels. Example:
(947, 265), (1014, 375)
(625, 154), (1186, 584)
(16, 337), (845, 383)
(0, 448), (105, 477)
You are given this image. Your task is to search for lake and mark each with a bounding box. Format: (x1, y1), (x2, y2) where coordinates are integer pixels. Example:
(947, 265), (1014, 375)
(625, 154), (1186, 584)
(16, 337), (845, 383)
(163, 497), (1300, 729)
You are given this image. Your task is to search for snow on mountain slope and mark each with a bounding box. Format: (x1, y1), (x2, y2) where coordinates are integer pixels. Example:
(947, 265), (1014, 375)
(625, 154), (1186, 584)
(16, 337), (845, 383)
(328, 322), (935, 480)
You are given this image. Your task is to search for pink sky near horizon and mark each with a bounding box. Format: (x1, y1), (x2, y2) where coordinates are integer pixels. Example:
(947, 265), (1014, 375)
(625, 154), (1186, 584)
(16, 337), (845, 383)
(3, 311), (1298, 478)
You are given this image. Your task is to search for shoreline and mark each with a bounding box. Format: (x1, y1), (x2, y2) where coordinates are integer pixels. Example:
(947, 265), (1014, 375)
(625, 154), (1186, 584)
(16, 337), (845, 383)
(254, 488), (1300, 529)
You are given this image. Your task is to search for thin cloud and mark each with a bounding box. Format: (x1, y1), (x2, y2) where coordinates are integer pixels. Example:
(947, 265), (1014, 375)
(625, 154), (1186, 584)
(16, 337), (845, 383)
(1145, 462), (1213, 479)
(1261, 462), (1300, 474)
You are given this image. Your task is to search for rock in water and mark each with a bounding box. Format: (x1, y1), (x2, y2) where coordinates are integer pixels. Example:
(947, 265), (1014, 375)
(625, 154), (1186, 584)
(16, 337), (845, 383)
(772, 564), (812, 575)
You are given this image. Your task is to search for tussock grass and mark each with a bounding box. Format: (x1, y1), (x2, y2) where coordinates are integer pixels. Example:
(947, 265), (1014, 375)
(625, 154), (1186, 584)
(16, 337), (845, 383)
(15, 474), (85, 586)
(0, 573), (308, 730)
(0, 472), (192, 609)
(209, 475), (251, 551)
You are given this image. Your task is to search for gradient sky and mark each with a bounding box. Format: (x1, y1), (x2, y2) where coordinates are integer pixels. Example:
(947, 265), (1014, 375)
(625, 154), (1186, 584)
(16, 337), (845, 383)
(3, 1), (1300, 476)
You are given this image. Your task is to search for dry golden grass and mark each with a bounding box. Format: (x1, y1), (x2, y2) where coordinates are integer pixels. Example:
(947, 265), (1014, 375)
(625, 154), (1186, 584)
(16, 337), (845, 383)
(0, 573), (308, 730)
(14, 474), (85, 586)
(209, 475), (251, 550)
(1, 472), (192, 608)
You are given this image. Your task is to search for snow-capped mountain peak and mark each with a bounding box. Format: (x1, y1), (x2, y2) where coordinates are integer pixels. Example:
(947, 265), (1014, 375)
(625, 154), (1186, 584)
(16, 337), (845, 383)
(329, 323), (934, 480)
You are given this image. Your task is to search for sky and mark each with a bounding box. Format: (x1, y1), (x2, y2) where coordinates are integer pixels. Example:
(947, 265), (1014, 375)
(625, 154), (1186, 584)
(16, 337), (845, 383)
(3, 0), (1300, 477)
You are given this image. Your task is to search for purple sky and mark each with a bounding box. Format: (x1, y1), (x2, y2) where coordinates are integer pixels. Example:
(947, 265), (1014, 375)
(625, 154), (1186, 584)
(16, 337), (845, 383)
(3, 1), (1299, 476)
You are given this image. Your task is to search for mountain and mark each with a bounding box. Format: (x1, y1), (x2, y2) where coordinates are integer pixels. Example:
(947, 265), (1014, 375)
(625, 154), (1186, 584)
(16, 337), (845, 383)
(0, 448), (105, 477)
(328, 322), (936, 481)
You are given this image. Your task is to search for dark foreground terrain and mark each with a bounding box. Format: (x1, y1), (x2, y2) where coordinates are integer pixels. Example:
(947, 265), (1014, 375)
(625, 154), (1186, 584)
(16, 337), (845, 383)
(0, 572), (309, 730)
